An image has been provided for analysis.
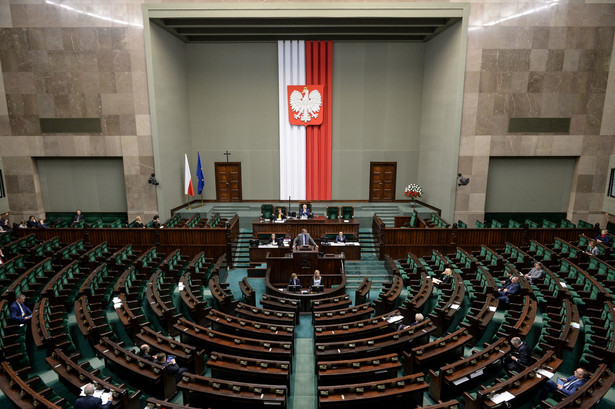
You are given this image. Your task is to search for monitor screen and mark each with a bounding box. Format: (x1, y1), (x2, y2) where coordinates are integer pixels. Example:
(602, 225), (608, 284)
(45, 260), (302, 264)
(287, 284), (301, 292)
(311, 285), (324, 293)
(276, 237), (285, 246)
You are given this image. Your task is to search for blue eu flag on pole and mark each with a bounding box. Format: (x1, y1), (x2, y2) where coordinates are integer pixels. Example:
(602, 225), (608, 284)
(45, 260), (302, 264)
(196, 153), (205, 195)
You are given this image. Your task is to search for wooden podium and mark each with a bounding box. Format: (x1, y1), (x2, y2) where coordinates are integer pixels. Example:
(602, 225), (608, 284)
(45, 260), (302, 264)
(293, 246), (318, 272)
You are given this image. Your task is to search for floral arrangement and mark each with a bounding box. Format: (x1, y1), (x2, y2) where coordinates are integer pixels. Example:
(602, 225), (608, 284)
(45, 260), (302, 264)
(404, 183), (422, 199)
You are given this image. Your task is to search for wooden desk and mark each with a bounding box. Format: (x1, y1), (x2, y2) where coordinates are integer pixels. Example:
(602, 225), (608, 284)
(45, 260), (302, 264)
(252, 217), (359, 241)
(267, 251), (344, 282)
(250, 243), (361, 262)
(249, 245), (291, 262)
(322, 243), (361, 260)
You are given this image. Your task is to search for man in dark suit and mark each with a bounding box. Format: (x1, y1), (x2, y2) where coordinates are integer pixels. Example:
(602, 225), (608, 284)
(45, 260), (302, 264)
(334, 231), (347, 243)
(10, 293), (32, 323)
(75, 383), (111, 409)
(538, 368), (589, 401)
(293, 229), (317, 249)
(154, 352), (186, 382)
(505, 337), (532, 371)
(0, 212), (12, 233)
(71, 209), (85, 226)
(136, 344), (153, 361)
(496, 276), (520, 305)
(26, 216), (37, 228)
(299, 204), (311, 217)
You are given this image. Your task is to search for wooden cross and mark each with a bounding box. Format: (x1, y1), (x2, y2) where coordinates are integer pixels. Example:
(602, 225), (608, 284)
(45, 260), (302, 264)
(223, 150), (231, 162)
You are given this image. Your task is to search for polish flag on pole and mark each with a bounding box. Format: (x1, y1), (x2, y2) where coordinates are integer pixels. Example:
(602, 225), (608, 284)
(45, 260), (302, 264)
(185, 154), (194, 197)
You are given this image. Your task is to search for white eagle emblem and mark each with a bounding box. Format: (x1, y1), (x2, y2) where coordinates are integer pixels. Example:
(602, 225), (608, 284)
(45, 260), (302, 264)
(289, 87), (322, 124)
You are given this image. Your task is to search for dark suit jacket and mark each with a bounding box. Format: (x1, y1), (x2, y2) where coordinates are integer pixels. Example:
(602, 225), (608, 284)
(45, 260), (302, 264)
(74, 395), (111, 409)
(73, 213), (85, 223)
(299, 208), (311, 217)
(335, 234), (347, 243)
(293, 232), (316, 247)
(10, 301), (32, 323)
(501, 282), (520, 295)
(512, 342), (531, 366)
(289, 278), (301, 286)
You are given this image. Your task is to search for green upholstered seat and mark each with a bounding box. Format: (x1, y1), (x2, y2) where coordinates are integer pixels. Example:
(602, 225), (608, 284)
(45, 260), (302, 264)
(261, 204), (273, 219)
(326, 207), (339, 220)
(341, 206), (354, 220)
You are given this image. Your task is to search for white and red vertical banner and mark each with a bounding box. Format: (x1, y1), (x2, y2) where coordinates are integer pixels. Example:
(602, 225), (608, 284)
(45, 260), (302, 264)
(305, 41), (332, 200)
(278, 40), (333, 201)
(278, 41), (306, 201)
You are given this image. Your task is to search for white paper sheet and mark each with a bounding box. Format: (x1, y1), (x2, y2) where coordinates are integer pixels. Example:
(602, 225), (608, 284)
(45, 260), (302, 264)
(491, 391), (515, 404)
(537, 369), (554, 378)
(452, 376), (469, 385)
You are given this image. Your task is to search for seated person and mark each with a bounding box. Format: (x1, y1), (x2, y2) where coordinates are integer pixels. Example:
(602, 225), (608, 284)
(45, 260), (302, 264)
(440, 268), (453, 284)
(595, 229), (611, 245)
(136, 344), (153, 361)
(312, 270), (322, 286)
(496, 276), (520, 305)
(293, 228), (318, 249)
(500, 270), (513, 287)
(154, 352), (186, 382)
(299, 204), (311, 217)
(267, 233), (278, 245)
(0, 212), (12, 232)
(132, 216), (145, 228)
(10, 293), (32, 323)
(505, 337), (532, 372)
(152, 215), (162, 229)
(37, 218), (48, 228)
(538, 368), (589, 401)
(71, 209), (85, 226)
(274, 207), (286, 220)
(75, 383), (111, 409)
(400, 313), (424, 330)
(586, 240), (600, 256)
(289, 273), (301, 287)
(26, 216), (37, 228)
(334, 231), (347, 243)
(524, 262), (544, 284)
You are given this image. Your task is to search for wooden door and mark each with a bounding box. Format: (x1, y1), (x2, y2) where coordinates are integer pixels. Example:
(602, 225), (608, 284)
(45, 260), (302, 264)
(369, 162), (397, 201)
(215, 162), (242, 202)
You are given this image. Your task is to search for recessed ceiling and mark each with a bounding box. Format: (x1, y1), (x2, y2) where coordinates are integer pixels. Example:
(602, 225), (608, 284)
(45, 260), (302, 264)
(151, 16), (461, 42)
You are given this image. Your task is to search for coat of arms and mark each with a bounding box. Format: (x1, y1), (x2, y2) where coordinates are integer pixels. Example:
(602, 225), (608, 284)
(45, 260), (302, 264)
(288, 85), (324, 126)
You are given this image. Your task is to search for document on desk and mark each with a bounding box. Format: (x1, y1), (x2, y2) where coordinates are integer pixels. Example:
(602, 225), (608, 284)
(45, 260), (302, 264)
(452, 376), (469, 385)
(491, 391), (515, 404)
(387, 315), (403, 324)
(470, 368), (484, 378)
(537, 368), (554, 378)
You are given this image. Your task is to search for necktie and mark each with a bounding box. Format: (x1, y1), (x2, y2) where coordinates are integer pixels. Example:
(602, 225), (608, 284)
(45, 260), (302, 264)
(18, 303), (25, 317)
(303, 234), (306, 245)
(563, 380), (576, 390)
